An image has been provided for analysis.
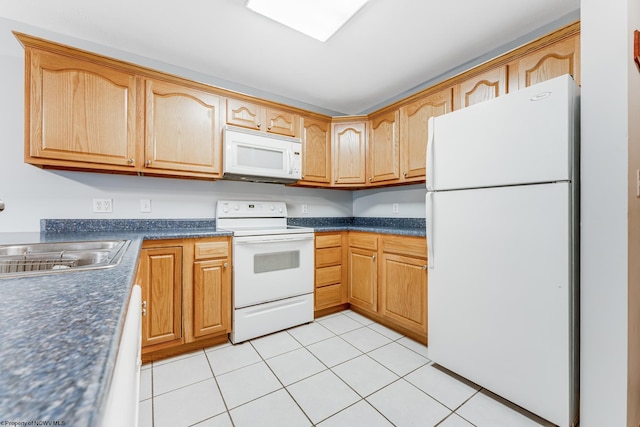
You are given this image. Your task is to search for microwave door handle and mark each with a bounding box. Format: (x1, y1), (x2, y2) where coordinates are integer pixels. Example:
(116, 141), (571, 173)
(289, 150), (294, 174)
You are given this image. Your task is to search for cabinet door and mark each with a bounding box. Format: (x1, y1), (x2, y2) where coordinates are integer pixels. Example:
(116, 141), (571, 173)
(348, 246), (377, 312)
(139, 247), (182, 347)
(28, 49), (137, 167)
(510, 35), (580, 89)
(380, 253), (428, 335)
(455, 66), (507, 109)
(332, 121), (367, 185)
(369, 110), (400, 184)
(265, 107), (298, 137)
(400, 88), (452, 181)
(226, 98), (264, 130)
(145, 79), (222, 175)
(193, 259), (231, 338)
(301, 117), (331, 184)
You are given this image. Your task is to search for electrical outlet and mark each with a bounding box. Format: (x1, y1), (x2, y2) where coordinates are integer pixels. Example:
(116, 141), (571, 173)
(392, 203), (399, 214)
(302, 203), (308, 214)
(93, 198), (113, 213)
(140, 199), (151, 213)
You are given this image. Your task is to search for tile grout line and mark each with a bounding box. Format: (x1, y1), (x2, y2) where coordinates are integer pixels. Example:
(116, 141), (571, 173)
(202, 348), (236, 426)
(248, 336), (316, 426)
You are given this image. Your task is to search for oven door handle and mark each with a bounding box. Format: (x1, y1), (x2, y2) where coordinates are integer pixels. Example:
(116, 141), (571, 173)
(234, 234), (315, 244)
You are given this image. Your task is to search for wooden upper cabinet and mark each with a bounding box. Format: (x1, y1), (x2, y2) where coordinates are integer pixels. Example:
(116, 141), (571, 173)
(226, 98), (298, 137)
(399, 88), (452, 181)
(332, 119), (367, 185)
(300, 116), (331, 184)
(368, 110), (400, 184)
(509, 35), (580, 89)
(26, 49), (137, 168)
(265, 107), (298, 137)
(226, 98), (262, 130)
(144, 79), (222, 176)
(454, 66), (507, 109)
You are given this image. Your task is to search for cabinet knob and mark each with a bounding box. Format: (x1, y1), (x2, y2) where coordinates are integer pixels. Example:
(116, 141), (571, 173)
(145, 159), (151, 166)
(267, 126), (272, 130)
(372, 254), (376, 261)
(422, 265), (427, 270)
(301, 175), (305, 179)
(223, 262), (228, 268)
(403, 172), (407, 177)
(128, 158), (135, 165)
(334, 179), (338, 183)
(369, 177), (372, 182)
(256, 123), (261, 128)
(141, 300), (147, 316)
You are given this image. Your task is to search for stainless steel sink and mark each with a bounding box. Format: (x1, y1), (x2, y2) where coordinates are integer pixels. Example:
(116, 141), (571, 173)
(0, 240), (131, 278)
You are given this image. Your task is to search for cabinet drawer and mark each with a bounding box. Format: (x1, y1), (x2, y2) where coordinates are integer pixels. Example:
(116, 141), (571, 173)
(316, 265), (342, 287)
(315, 283), (343, 310)
(316, 233), (342, 248)
(349, 232), (378, 250)
(316, 247), (342, 267)
(381, 235), (427, 258)
(195, 241), (229, 260)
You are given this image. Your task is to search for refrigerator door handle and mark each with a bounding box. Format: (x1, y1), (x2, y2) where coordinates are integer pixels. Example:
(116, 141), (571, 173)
(426, 192), (434, 269)
(426, 116), (435, 191)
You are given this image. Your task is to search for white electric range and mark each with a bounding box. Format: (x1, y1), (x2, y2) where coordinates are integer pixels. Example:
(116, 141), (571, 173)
(216, 201), (314, 343)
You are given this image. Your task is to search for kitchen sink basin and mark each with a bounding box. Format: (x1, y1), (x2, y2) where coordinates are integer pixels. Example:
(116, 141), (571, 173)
(0, 240), (131, 278)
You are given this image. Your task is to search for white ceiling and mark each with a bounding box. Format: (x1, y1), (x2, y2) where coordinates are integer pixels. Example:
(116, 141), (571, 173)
(0, 0), (580, 115)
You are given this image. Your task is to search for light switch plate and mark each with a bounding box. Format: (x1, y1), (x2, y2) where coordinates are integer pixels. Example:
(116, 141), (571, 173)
(140, 199), (151, 213)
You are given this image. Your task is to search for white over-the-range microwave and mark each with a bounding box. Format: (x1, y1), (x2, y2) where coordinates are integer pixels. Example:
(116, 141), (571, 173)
(222, 126), (302, 184)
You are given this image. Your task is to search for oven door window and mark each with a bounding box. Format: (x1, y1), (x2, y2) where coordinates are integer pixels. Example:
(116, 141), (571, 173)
(254, 250), (300, 273)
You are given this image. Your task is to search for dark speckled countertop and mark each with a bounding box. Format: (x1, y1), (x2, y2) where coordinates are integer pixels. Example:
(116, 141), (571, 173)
(289, 217), (426, 237)
(0, 217), (423, 425)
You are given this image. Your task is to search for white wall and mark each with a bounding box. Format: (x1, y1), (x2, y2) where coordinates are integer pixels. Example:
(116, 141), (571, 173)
(352, 184), (425, 218)
(0, 18), (354, 233)
(580, 0), (640, 425)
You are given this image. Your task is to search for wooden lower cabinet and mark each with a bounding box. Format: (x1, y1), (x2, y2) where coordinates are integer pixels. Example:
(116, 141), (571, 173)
(314, 232), (348, 315)
(348, 233), (379, 312)
(138, 237), (231, 362)
(345, 232), (428, 344)
(138, 246), (183, 348)
(380, 253), (428, 336)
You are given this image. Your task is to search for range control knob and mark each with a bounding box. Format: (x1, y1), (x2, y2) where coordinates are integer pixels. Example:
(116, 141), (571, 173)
(279, 207), (284, 213)
(233, 204), (239, 211)
(269, 205), (275, 211)
(223, 207), (229, 213)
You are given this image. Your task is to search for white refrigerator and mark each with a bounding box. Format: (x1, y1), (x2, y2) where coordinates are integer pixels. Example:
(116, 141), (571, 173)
(426, 74), (579, 427)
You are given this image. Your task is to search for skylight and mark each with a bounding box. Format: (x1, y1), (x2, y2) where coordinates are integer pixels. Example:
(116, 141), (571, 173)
(246, 0), (369, 42)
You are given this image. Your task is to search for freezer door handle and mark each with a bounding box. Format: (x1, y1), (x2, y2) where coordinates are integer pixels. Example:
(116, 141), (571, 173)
(426, 192), (434, 268)
(426, 116), (435, 191)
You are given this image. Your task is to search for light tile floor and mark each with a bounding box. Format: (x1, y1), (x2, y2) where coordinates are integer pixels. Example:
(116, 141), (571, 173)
(139, 310), (555, 427)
